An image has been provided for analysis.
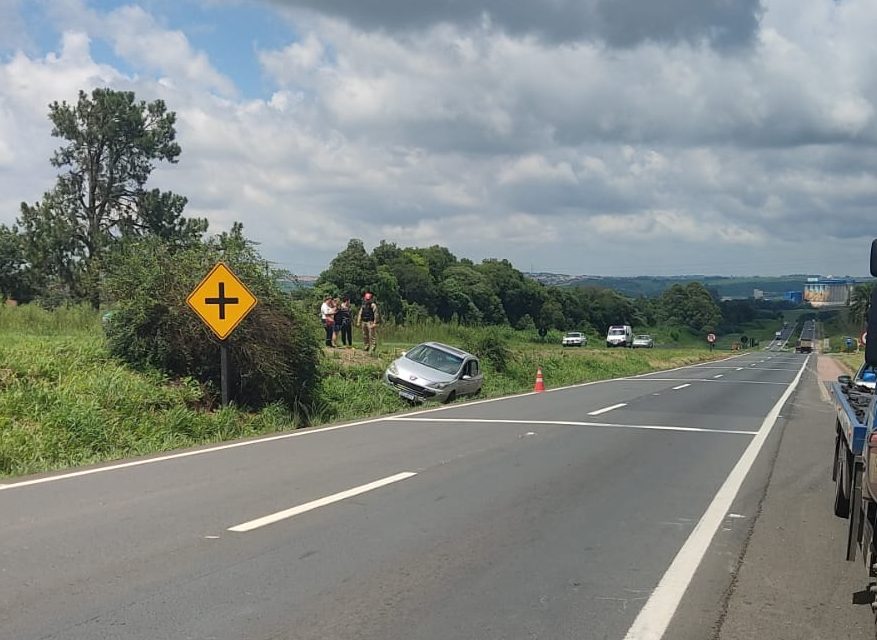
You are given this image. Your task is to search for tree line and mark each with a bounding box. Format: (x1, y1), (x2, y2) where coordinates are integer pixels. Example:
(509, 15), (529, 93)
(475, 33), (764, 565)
(307, 238), (796, 337)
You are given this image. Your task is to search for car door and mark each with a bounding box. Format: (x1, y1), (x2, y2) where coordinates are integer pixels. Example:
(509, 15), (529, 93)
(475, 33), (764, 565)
(459, 359), (481, 395)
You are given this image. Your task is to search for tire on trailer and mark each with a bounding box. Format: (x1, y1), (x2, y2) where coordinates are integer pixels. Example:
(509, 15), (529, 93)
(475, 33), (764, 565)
(835, 441), (852, 519)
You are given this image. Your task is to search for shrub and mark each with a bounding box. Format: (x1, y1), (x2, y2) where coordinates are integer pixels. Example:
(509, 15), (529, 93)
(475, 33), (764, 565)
(102, 233), (321, 416)
(464, 328), (513, 373)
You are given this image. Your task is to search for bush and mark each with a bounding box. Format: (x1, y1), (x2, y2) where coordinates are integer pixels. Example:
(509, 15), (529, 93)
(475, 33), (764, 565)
(102, 234), (321, 416)
(464, 328), (513, 373)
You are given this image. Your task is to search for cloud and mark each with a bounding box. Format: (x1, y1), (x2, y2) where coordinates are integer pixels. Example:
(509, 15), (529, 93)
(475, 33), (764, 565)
(1, 0), (876, 278)
(264, 0), (763, 49)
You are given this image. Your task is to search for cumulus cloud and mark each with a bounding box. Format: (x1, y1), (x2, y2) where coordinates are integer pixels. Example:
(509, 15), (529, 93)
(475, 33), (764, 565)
(265, 0), (763, 49)
(1, 0), (876, 277)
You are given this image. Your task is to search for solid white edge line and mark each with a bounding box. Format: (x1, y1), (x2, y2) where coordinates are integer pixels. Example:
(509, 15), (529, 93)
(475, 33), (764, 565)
(588, 402), (627, 416)
(672, 384), (691, 390)
(388, 417), (757, 436)
(228, 472), (417, 533)
(621, 354), (809, 640)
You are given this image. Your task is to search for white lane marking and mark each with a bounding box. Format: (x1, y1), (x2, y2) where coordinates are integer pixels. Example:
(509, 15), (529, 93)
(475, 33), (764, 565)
(624, 378), (787, 386)
(735, 368), (744, 371)
(389, 417), (757, 436)
(713, 374), (724, 379)
(672, 384), (691, 390)
(0, 354), (749, 492)
(588, 403), (627, 416)
(228, 472), (417, 533)
(622, 355), (809, 640)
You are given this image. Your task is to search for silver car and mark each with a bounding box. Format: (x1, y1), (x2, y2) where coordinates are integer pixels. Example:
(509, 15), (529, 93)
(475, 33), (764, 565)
(632, 334), (654, 348)
(384, 342), (483, 403)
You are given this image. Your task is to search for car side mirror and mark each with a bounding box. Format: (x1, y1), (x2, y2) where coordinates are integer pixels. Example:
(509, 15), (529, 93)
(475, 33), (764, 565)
(461, 374), (472, 380)
(838, 375), (852, 386)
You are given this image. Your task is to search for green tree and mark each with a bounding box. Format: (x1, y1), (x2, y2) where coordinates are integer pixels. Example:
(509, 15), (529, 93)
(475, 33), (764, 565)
(850, 283), (874, 328)
(660, 282), (721, 332)
(317, 238), (377, 299)
(0, 225), (39, 302)
(19, 88), (202, 308)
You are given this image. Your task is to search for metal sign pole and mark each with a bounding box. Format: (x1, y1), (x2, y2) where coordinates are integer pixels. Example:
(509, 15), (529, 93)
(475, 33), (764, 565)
(220, 341), (230, 406)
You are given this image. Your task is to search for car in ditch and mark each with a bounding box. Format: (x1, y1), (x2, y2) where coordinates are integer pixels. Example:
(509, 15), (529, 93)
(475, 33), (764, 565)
(562, 331), (586, 347)
(384, 341), (483, 404)
(632, 334), (654, 349)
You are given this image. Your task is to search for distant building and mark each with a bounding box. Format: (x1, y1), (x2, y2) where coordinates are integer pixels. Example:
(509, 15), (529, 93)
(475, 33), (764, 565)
(803, 278), (854, 307)
(784, 291), (803, 304)
(753, 289), (764, 300)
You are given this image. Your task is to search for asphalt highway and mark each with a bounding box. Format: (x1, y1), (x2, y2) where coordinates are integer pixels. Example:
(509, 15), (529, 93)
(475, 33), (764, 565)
(1, 352), (810, 640)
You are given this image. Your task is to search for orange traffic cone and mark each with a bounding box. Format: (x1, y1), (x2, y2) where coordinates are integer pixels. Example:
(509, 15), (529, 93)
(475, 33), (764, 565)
(533, 367), (545, 392)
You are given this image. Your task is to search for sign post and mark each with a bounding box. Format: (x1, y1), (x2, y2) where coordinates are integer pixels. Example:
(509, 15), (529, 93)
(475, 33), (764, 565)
(186, 262), (258, 406)
(707, 333), (716, 351)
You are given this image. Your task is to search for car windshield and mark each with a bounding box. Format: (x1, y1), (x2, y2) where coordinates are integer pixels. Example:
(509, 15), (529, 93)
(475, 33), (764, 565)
(404, 345), (465, 375)
(609, 329), (625, 335)
(636, 335), (650, 340)
(566, 333), (582, 337)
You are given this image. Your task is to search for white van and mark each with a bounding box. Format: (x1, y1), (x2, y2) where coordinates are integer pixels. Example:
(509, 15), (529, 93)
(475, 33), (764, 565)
(606, 325), (633, 348)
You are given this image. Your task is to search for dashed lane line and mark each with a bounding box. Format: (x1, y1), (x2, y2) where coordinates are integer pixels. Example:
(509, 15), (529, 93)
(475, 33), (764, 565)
(228, 472), (417, 533)
(588, 403), (627, 416)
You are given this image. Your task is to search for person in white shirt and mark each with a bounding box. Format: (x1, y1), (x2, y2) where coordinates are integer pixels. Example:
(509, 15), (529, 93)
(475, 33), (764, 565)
(320, 295), (336, 347)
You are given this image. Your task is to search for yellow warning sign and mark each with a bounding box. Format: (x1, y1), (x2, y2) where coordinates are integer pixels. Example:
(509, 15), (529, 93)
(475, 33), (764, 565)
(186, 262), (258, 340)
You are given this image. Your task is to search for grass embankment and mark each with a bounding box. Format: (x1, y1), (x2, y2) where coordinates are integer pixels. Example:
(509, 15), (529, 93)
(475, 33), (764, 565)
(1, 306), (734, 478)
(831, 352), (865, 374)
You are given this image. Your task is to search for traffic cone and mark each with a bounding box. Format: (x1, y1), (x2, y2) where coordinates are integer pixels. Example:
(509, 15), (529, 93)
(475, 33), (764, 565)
(533, 367), (545, 392)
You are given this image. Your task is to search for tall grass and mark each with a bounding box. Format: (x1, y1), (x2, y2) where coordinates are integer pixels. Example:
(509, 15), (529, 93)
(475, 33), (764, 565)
(0, 304), (101, 336)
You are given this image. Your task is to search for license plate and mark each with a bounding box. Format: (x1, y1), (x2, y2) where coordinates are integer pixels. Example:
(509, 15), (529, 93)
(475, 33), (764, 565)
(399, 390), (418, 401)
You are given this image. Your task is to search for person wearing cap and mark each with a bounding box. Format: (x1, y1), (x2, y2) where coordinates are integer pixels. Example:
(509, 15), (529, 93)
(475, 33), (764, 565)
(356, 291), (380, 352)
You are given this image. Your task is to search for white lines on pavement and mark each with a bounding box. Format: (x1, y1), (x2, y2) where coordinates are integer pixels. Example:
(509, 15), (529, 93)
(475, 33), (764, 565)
(228, 472), (417, 533)
(623, 378), (788, 386)
(622, 355), (809, 640)
(735, 367), (744, 371)
(588, 403), (627, 416)
(389, 417), (757, 436)
(713, 374), (724, 379)
(672, 384), (691, 390)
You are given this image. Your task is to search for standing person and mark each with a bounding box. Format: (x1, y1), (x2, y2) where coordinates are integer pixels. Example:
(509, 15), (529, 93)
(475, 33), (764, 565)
(320, 294), (335, 347)
(356, 291), (379, 352)
(331, 297), (343, 347)
(336, 296), (353, 347)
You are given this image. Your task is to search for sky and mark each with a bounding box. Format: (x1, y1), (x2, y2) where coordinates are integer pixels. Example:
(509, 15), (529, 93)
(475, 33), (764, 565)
(0, 0), (875, 278)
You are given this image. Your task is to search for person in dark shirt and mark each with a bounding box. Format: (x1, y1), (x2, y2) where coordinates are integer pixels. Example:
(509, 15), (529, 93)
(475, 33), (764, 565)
(356, 292), (379, 352)
(335, 296), (353, 347)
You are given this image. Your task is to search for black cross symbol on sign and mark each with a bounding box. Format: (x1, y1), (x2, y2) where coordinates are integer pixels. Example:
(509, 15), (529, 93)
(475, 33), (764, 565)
(205, 282), (239, 320)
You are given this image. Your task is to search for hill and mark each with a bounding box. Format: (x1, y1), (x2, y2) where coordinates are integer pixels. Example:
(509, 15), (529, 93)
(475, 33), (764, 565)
(526, 274), (822, 299)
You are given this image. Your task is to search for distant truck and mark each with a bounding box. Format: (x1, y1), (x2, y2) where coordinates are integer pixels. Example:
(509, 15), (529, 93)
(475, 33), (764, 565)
(796, 338), (813, 353)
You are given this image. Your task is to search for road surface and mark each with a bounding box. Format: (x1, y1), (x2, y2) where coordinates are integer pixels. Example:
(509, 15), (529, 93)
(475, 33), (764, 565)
(1, 351), (862, 639)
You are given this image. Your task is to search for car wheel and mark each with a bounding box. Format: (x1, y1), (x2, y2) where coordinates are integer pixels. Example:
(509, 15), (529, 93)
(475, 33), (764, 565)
(443, 390), (457, 404)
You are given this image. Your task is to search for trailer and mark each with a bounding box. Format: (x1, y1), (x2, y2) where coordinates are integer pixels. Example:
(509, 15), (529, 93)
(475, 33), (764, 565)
(831, 378), (874, 565)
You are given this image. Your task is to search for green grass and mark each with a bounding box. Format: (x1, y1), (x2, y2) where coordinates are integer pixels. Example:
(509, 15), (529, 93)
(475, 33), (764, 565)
(0, 309), (738, 479)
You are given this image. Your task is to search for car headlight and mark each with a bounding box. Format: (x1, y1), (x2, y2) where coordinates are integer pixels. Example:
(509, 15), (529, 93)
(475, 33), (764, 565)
(387, 363), (399, 376)
(427, 381), (450, 390)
